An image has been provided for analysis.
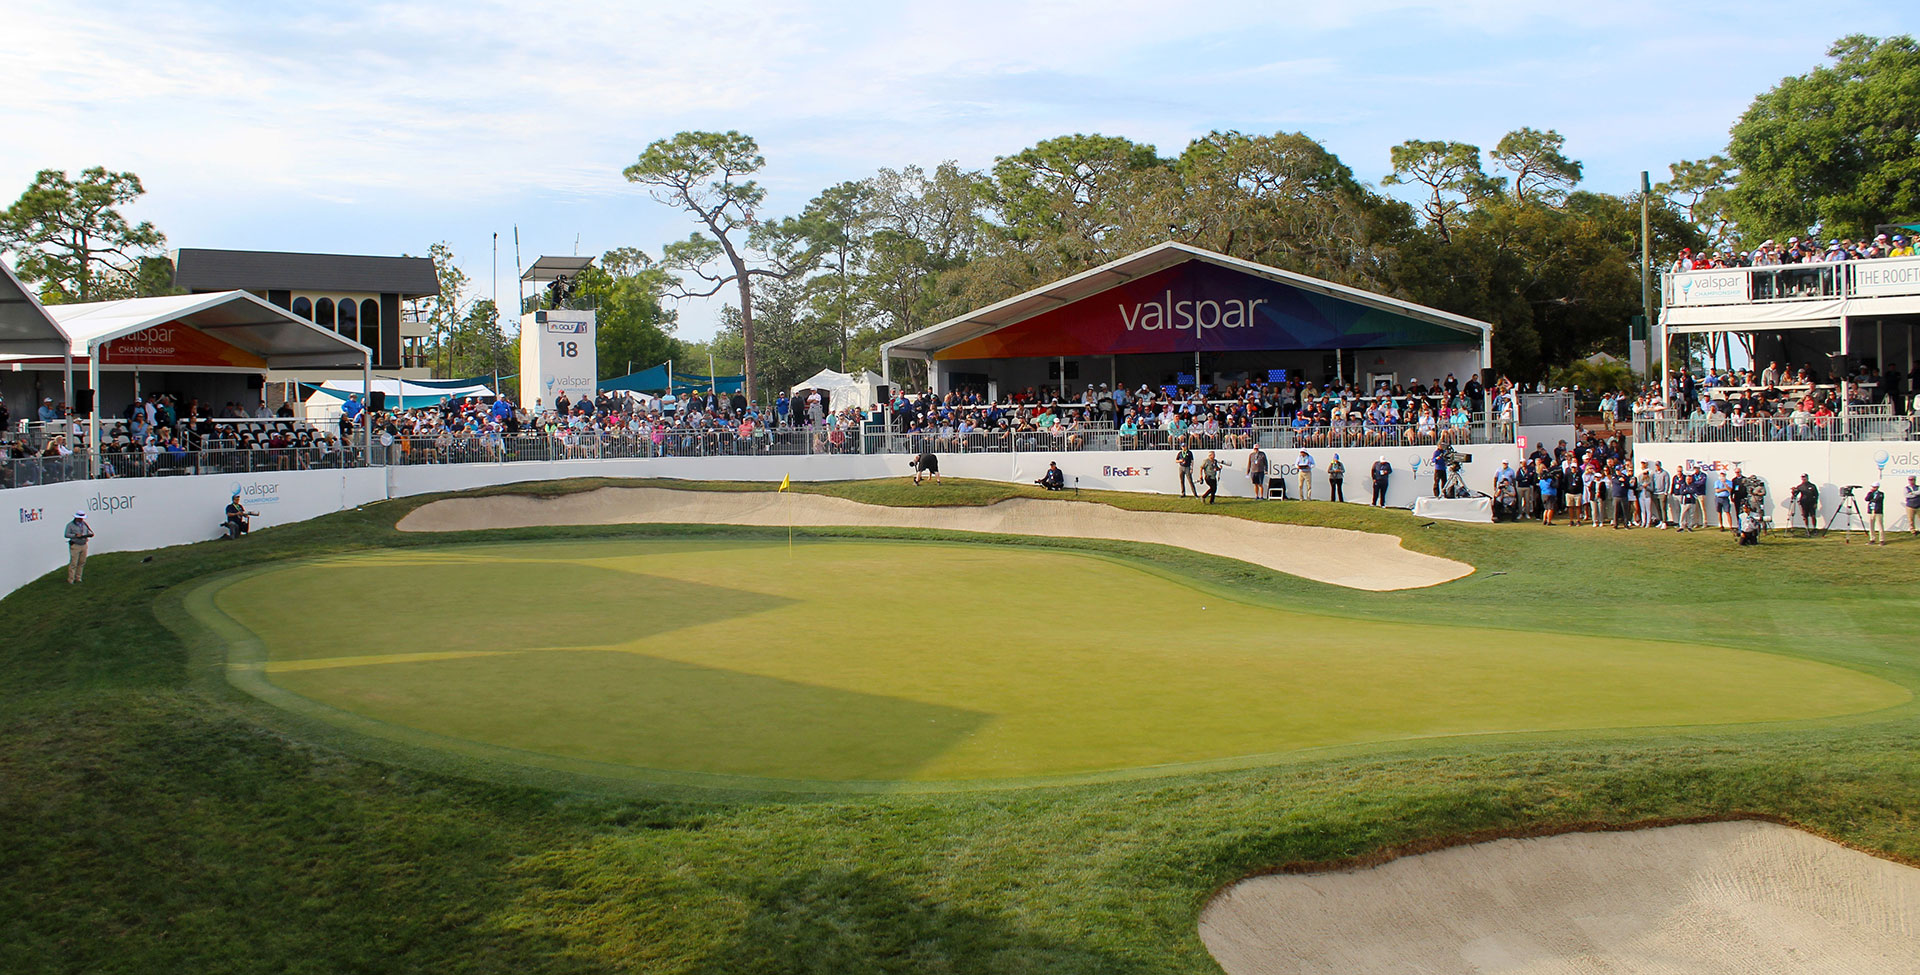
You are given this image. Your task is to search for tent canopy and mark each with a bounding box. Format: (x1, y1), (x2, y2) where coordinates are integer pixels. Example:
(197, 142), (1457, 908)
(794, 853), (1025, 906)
(790, 368), (885, 409)
(0, 260), (69, 357)
(882, 241), (1491, 365)
(309, 378), (496, 410)
(40, 290), (372, 370)
(601, 362), (745, 394)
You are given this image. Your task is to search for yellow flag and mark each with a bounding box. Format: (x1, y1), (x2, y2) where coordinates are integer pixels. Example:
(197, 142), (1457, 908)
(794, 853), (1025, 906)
(779, 474), (791, 492)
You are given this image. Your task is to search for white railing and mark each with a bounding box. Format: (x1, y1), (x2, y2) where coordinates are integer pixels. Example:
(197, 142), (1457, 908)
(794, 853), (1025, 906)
(1633, 415), (1920, 444)
(1664, 255), (1920, 308)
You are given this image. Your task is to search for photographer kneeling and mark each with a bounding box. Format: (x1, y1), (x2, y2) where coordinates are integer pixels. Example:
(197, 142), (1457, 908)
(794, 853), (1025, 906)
(1034, 461), (1066, 491)
(223, 492), (254, 540)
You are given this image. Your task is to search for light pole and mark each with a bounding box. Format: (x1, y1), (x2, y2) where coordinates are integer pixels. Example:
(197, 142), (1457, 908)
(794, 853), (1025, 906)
(1641, 171), (1653, 371)
(492, 232), (501, 394)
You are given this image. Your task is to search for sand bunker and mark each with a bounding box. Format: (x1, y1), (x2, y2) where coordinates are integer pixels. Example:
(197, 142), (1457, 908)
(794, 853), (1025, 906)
(397, 486), (1470, 591)
(1201, 820), (1920, 974)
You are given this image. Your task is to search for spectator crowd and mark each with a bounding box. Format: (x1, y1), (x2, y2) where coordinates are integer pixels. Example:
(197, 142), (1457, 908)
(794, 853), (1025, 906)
(1672, 232), (1914, 270)
(884, 372), (1524, 452)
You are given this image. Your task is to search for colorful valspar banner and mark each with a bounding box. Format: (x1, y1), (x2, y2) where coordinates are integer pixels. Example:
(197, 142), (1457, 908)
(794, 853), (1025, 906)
(97, 321), (268, 369)
(935, 261), (1474, 360)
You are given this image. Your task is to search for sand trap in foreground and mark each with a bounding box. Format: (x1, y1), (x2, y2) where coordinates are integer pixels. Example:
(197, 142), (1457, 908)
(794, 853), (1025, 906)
(1201, 821), (1920, 975)
(396, 486), (1470, 591)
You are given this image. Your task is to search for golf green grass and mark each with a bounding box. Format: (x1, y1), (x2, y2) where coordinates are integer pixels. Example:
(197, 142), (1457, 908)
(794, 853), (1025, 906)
(207, 537), (1905, 786)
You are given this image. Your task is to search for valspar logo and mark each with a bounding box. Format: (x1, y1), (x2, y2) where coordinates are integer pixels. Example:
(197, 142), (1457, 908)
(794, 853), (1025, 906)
(18, 507), (43, 523)
(231, 480), (282, 505)
(1102, 465), (1154, 477)
(545, 320), (589, 334)
(1119, 292), (1267, 331)
(111, 326), (180, 357)
(1873, 449), (1920, 477)
(88, 492), (135, 515)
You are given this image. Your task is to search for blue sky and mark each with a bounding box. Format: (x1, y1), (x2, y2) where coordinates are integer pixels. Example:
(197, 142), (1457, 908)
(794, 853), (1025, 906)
(6, 0), (1917, 339)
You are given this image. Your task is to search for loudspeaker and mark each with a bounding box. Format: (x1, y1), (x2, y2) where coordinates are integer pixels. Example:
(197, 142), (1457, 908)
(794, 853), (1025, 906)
(246, 373), (265, 389)
(875, 384), (890, 402)
(369, 390), (388, 412)
(77, 388), (94, 412)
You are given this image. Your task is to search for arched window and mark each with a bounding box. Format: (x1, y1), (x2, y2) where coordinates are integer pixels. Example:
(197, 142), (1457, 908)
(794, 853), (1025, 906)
(361, 299), (382, 363)
(292, 296), (312, 320)
(315, 297), (335, 328)
(337, 297), (358, 345)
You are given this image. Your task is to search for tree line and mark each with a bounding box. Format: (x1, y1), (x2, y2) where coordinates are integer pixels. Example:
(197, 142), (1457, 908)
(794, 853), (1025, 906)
(3, 34), (1911, 401)
(616, 34), (1916, 398)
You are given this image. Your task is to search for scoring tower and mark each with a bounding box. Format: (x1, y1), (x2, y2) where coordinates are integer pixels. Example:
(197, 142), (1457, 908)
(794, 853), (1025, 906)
(518, 255), (598, 412)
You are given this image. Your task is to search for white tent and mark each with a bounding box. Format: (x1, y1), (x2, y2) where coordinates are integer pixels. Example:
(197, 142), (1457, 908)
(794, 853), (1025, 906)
(304, 378), (497, 421)
(790, 369), (885, 409)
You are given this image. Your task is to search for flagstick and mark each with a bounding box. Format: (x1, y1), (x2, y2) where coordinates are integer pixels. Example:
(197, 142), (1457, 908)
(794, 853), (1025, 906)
(787, 488), (794, 556)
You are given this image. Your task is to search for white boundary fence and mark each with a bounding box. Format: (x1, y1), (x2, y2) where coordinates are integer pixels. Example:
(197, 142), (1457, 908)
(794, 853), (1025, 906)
(0, 444), (1521, 599)
(1632, 440), (1920, 534)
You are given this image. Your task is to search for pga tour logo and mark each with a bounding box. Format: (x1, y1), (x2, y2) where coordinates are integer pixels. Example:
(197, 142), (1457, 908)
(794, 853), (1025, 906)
(545, 320), (589, 334)
(1102, 465), (1153, 477)
(18, 507), (43, 523)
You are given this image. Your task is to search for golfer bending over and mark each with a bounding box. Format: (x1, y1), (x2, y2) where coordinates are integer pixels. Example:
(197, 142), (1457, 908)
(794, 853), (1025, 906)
(911, 451), (941, 485)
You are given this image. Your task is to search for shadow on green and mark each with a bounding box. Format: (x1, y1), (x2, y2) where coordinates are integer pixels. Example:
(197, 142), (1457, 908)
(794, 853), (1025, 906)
(273, 649), (994, 781)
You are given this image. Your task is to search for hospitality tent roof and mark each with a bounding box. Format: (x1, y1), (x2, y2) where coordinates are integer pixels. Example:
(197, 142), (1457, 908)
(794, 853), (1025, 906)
(791, 368), (886, 408)
(0, 260), (68, 357)
(39, 290), (372, 370)
(310, 378), (496, 410)
(880, 241), (1492, 363)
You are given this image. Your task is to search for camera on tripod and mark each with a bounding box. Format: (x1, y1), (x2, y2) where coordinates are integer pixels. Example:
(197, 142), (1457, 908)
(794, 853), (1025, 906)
(1840, 484), (1862, 497)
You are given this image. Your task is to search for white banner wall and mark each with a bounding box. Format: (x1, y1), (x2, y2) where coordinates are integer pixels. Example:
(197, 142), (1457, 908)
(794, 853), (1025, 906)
(2, 468), (385, 597)
(939, 444), (1522, 508)
(382, 454), (904, 498)
(2, 443), (1522, 598)
(1633, 441), (1920, 530)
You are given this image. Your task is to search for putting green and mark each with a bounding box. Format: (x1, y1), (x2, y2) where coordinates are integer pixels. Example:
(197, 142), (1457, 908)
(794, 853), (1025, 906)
(204, 538), (1905, 789)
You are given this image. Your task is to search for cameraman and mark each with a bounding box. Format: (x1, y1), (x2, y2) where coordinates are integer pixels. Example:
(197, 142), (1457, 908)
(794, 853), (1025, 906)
(224, 491), (253, 539)
(1789, 474), (1820, 536)
(1865, 482), (1886, 545)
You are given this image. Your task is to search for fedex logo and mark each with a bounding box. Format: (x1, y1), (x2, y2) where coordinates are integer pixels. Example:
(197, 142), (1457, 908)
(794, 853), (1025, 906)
(18, 507), (43, 523)
(1102, 465), (1153, 477)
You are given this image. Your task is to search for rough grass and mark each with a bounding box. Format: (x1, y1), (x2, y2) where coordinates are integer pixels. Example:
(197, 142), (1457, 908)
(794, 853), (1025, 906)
(3, 476), (1919, 974)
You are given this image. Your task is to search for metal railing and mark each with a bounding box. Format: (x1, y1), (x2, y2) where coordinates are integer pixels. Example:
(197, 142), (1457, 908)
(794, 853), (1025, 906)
(13, 417), (327, 453)
(4, 410), (1529, 492)
(1633, 415), (1920, 444)
(369, 427), (866, 465)
(864, 415), (1514, 455)
(1, 446), (357, 488)
(1664, 255), (1920, 307)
